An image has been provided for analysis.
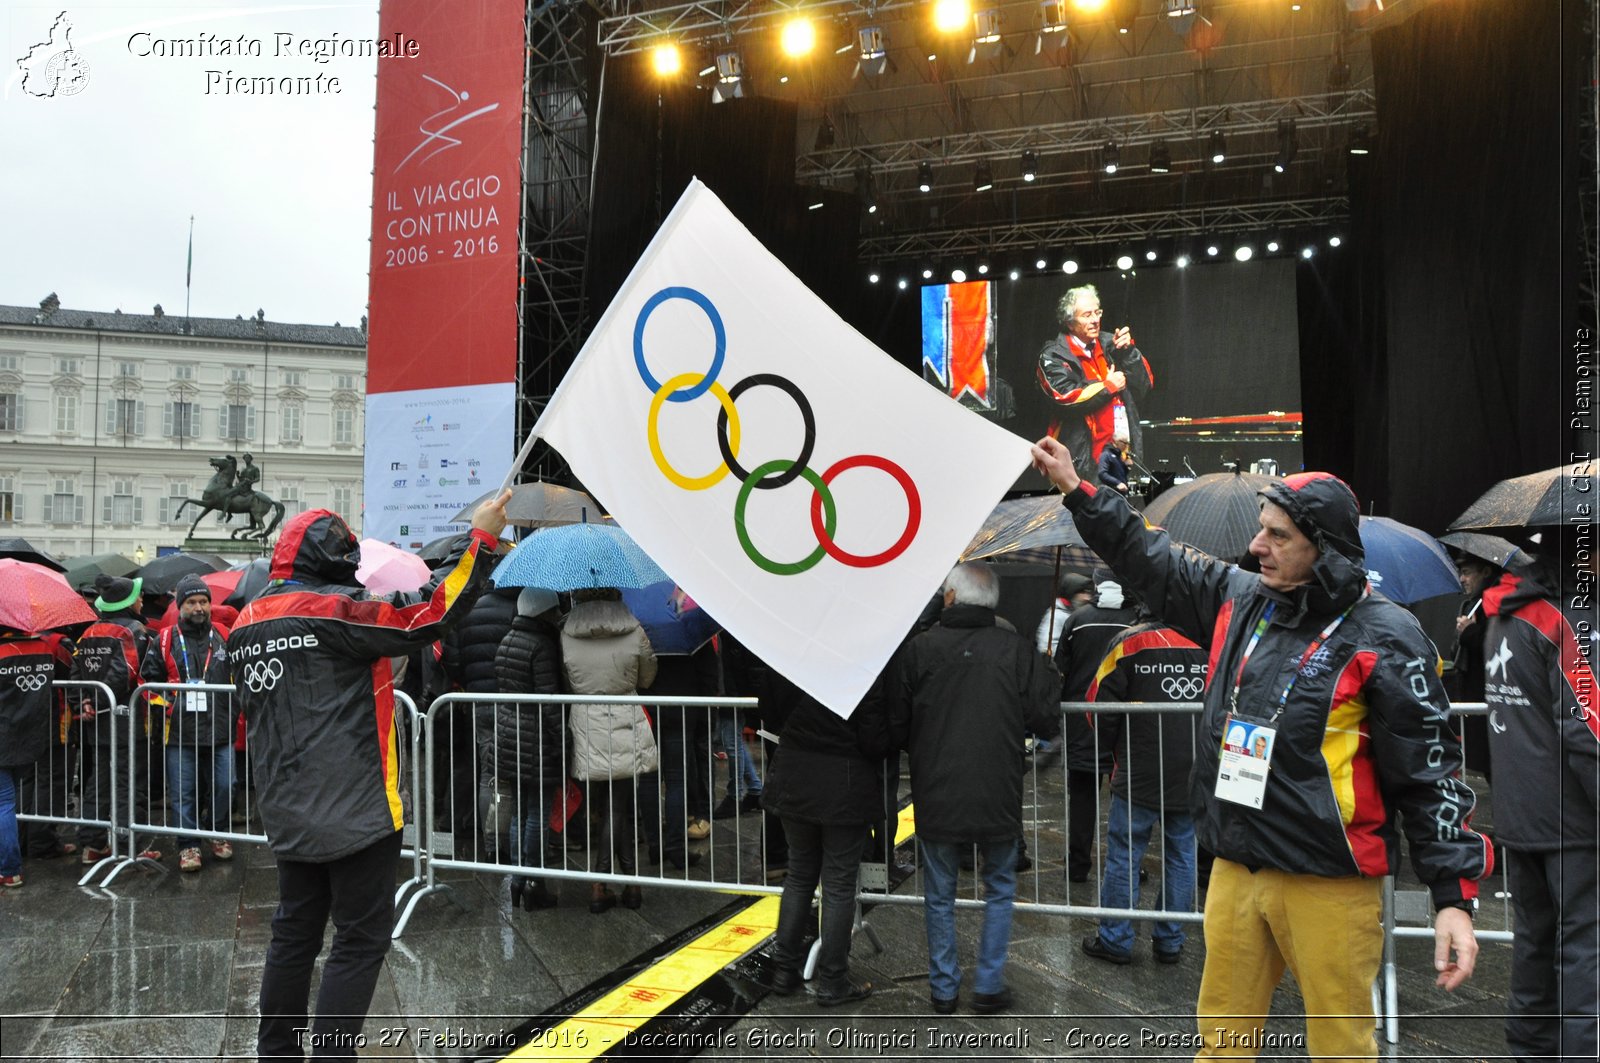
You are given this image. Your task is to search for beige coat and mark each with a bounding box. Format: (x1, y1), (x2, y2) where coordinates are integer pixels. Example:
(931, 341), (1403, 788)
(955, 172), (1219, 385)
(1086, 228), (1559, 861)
(560, 598), (659, 780)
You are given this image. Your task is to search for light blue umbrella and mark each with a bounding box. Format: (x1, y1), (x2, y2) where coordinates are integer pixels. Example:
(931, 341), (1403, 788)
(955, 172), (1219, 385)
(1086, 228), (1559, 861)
(492, 522), (669, 591)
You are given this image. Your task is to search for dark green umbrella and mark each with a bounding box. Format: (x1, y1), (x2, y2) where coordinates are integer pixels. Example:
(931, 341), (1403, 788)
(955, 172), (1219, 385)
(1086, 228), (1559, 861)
(61, 552), (139, 591)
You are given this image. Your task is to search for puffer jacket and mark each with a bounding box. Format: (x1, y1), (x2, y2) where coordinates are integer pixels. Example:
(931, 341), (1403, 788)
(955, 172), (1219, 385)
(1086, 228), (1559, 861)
(228, 509), (495, 861)
(492, 613), (565, 794)
(442, 584), (518, 694)
(561, 599), (659, 781)
(1065, 478), (1493, 910)
(1085, 621), (1205, 814)
(1482, 567), (1599, 850)
(0, 632), (73, 768)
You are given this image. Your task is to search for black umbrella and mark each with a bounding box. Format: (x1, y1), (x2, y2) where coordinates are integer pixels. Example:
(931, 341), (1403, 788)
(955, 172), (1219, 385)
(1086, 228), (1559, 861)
(448, 480), (602, 527)
(1140, 470), (1283, 560)
(0, 536), (68, 572)
(1449, 462), (1598, 531)
(1438, 531), (1525, 569)
(417, 534), (468, 568)
(61, 552), (140, 591)
(960, 494), (1099, 568)
(222, 558), (273, 608)
(137, 551), (228, 595)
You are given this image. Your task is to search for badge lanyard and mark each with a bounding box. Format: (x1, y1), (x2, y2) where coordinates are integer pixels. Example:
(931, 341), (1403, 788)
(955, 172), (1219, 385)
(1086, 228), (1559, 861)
(1228, 590), (1367, 722)
(174, 630), (213, 684)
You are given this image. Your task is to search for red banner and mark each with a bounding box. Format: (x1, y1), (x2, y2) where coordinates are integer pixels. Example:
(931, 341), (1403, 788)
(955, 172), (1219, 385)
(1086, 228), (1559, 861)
(367, 0), (522, 393)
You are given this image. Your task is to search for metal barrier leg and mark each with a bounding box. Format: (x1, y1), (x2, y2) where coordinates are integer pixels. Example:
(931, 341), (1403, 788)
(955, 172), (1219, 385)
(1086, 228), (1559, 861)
(1381, 876), (1400, 1044)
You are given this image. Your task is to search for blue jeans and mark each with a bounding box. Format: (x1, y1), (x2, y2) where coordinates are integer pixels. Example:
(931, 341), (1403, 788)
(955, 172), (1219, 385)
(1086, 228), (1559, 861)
(166, 744), (235, 851)
(1096, 794), (1195, 954)
(0, 767), (20, 876)
(718, 712), (761, 799)
(920, 838), (1017, 999)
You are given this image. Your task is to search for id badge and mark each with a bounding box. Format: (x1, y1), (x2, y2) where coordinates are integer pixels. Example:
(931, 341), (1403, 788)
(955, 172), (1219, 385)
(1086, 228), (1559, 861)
(185, 679), (208, 715)
(1112, 402), (1130, 440)
(1214, 714), (1276, 809)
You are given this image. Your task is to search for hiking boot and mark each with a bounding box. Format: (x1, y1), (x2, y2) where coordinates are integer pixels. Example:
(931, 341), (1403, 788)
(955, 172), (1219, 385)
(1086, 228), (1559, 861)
(209, 841), (234, 861)
(179, 848), (202, 873)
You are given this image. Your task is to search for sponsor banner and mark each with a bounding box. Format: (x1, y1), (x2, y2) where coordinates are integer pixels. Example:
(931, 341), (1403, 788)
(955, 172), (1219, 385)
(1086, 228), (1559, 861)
(363, 382), (514, 546)
(367, 0), (522, 392)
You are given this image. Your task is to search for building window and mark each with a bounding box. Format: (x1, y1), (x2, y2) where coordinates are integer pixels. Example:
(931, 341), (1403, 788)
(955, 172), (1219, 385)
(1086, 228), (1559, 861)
(165, 401), (200, 438)
(331, 484), (354, 518)
(43, 477), (83, 524)
(228, 368), (251, 385)
(54, 392), (77, 433)
(0, 354), (19, 372)
(335, 373), (359, 393)
(103, 477), (143, 525)
(105, 398), (144, 436)
(160, 482), (190, 524)
(279, 403), (302, 443)
(0, 393), (21, 431)
(280, 368), (305, 388)
(279, 482), (305, 517)
(333, 406), (355, 445)
(172, 364), (195, 382)
(56, 358), (80, 377)
(116, 360), (138, 379)
(221, 403), (256, 441)
(0, 475), (16, 524)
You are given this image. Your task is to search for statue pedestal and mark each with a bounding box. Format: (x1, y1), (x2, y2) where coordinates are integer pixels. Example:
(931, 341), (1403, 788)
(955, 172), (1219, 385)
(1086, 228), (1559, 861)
(183, 537), (272, 558)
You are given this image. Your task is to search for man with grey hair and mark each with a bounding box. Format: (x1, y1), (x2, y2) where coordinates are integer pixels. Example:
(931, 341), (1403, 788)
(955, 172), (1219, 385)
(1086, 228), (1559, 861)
(1036, 284), (1153, 482)
(889, 562), (1061, 1015)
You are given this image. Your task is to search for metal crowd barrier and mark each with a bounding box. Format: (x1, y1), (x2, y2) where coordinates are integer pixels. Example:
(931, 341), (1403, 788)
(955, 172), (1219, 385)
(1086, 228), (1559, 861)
(14, 681), (116, 880)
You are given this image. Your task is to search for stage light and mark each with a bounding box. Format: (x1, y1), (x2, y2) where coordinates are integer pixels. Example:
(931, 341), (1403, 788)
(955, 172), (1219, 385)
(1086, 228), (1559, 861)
(1063, 259), (1079, 274)
(856, 167), (878, 214)
(1115, 0), (1135, 34)
(1035, 256), (1048, 270)
(1328, 235), (1342, 247)
(1145, 249), (1158, 261)
(712, 51), (745, 103)
(857, 25), (890, 76)
(974, 160), (994, 192)
(1148, 141), (1172, 173)
(898, 278), (909, 289)
(970, 9), (1005, 62)
(1176, 254), (1190, 268)
(1115, 254), (1134, 271)
(1208, 129), (1226, 164)
(779, 74), (790, 84)
(1040, 0), (1069, 31)
(1291, 3), (1302, 10)
(1009, 268), (1021, 280)
(949, 268), (966, 283)
(1072, 0), (1108, 11)
(977, 262), (990, 274)
(1021, 149), (1038, 182)
(1301, 246), (1315, 258)
(814, 113), (835, 150)
(934, 0), (971, 34)
(1273, 119), (1297, 173)
(868, 272), (880, 284)
(808, 199), (824, 211)
(922, 267), (934, 279)
(1206, 244), (1219, 257)
(1163, 0), (1196, 36)
(781, 17), (817, 58)
(1234, 245), (1253, 262)
(1102, 140), (1120, 175)
(651, 42), (682, 77)
(1266, 240), (1280, 252)
(918, 161), (934, 192)
(1347, 126), (1372, 155)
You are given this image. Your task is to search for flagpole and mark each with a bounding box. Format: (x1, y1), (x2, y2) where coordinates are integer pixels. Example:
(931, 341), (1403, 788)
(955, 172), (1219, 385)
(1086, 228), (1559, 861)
(184, 215), (194, 333)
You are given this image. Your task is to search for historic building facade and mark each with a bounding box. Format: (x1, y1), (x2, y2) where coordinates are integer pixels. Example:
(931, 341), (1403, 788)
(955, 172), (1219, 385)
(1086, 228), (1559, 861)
(0, 297), (366, 562)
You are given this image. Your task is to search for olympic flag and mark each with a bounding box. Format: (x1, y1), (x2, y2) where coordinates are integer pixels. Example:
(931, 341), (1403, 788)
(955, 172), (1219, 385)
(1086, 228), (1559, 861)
(531, 180), (1034, 716)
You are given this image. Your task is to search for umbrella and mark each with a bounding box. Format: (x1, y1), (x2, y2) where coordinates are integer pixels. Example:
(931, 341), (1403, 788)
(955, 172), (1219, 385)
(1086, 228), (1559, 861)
(621, 581), (720, 655)
(493, 522), (669, 592)
(417, 534), (466, 568)
(61, 552), (140, 592)
(1358, 517), (1461, 604)
(960, 494), (1100, 568)
(1438, 531), (1525, 570)
(356, 539), (434, 596)
(137, 551), (228, 595)
(0, 558), (97, 632)
(0, 536), (67, 572)
(1449, 462), (1599, 531)
(1140, 470), (1284, 560)
(449, 481), (603, 527)
(223, 558), (273, 608)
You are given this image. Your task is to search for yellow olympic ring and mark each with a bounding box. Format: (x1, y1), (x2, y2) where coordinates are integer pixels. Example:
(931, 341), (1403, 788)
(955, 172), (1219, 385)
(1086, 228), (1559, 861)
(648, 372), (741, 491)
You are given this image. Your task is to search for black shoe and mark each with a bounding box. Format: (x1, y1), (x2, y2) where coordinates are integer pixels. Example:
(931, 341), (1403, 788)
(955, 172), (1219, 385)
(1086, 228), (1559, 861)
(711, 796), (738, 820)
(589, 887), (617, 914)
(508, 877), (525, 907)
(662, 850), (702, 870)
(1081, 934), (1132, 965)
(815, 977), (872, 1007)
(740, 792), (764, 814)
(971, 987), (1013, 1015)
(768, 967), (801, 996)
(1154, 944), (1182, 965)
(1068, 864), (1091, 884)
(930, 994), (957, 1015)
(1016, 851), (1033, 873)
(525, 882), (558, 910)
(621, 885), (643, 910)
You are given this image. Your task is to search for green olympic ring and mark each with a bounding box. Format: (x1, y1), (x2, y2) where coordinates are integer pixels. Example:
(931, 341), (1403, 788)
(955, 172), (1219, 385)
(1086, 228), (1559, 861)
(733, 459), (838, 576)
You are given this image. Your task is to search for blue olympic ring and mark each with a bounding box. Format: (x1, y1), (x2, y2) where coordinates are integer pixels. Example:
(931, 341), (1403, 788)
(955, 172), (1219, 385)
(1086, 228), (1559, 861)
(633, 286), (726, 402)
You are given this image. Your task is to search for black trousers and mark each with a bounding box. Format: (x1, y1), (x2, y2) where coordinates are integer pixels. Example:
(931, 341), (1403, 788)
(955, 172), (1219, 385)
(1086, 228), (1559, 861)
(1505, 845), (1599, 1061)
(258, 830), (404, 1060)
(1067, 769), (1103, 872)
(773, 818), (868, 992)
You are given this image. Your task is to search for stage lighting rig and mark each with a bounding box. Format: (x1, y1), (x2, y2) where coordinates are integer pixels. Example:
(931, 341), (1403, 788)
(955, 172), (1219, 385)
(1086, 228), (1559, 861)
(1273, 119), (1297, 173)
(1102, 140), (1120, 175)
(856, 25), (891, 77)
(970, 9), (1005, 63)
(1037, 0), (1068, 55)
(712, 50), (745, 103)
(814, 112), (835, 150)
(651, 41), (682, 77)
(974, 160), (994, 192)
(1021, 149), (1038, 182)
(856, 166), (878, 214)
(1347, 126), (1372, 155)
(781, 16), (816, 58)
(918, 161), (934, 192)
(1208, 129), (1226, 164)
(1148, 141), (1172, 173)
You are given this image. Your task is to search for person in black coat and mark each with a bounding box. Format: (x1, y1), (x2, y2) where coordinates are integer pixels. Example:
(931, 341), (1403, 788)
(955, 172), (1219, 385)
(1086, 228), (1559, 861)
(492, 587), (565, 910)
(762, 667), (892, 1005)
(440, 571), (518, 852)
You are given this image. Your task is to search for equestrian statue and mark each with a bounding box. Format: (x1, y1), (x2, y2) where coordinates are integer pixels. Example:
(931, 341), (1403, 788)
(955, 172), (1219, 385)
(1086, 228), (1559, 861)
(174, 454), (286, 541)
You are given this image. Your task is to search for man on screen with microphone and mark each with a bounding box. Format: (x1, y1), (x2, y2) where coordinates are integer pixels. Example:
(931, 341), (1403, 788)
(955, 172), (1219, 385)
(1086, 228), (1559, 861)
(1036, 284), (1153, 483)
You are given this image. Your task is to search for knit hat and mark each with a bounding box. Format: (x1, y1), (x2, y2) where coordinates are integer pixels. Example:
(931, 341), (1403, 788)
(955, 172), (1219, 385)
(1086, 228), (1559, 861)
(93, 574), (143, 614)
(173, 573), (212, 604)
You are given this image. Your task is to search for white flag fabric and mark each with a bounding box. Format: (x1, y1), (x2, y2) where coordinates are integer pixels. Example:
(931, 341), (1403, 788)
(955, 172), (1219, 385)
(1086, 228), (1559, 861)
(532, 180), (1033, 716)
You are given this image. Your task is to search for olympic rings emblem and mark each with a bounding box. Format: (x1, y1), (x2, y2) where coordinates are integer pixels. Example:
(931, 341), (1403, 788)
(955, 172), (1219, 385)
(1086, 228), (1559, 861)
(635, 286), (921, 575)
(1161, 676), (1204, 701)
(243, 658), (284, 693)
(14, 673), (49, 692)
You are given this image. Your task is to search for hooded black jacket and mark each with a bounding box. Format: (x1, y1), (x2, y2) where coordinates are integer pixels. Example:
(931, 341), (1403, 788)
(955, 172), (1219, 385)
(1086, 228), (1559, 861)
(71, 611), (150, 744)
(761, 668), (892, 827)
(1482, 568), (1599, 850)
(228, 510), (495, 862)
(1056, 593), (1139, 772)
(0, 632), (73, 768)
(491, 612), (566, 796)
(1064, 478), (1492, 910)
(1085, 621), (1205, 814)
(889, 604), (1061, 843)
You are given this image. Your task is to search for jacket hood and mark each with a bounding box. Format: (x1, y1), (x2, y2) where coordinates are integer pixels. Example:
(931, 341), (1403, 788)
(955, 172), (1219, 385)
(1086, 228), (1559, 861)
(1259, 472), (1366, 612)
(1482, 569), (1554, 618)
(563, 597), (643, 640)
(269, 508), (360, 585)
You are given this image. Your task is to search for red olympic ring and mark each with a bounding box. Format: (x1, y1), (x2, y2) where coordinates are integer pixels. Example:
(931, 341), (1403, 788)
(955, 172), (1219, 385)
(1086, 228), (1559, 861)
(808, 455), (921, 568)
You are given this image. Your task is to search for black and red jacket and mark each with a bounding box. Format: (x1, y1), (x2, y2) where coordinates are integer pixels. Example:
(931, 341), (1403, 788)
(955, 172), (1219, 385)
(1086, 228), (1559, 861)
(0, 632), (74, 768)
(1482, 569), (1599, 850)
(140, 623), (234, 748)
(1036, 332), (1152, 478)
(228, 509), (495, 862)
(1086, 621), (1206, 814)
(70, 612), (151, 743)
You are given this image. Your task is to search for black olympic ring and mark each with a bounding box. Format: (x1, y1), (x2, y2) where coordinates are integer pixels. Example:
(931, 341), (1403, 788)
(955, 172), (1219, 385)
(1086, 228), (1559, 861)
(714, 374), (817, 490)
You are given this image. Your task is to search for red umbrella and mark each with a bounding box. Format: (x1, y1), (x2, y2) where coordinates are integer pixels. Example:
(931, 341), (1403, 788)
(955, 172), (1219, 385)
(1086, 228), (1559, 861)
(0, 558), (96, 632)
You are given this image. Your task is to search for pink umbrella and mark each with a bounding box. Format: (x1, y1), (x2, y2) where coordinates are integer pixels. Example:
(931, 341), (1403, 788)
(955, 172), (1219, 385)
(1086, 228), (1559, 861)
(355, 539), (433, 596)
(0, 558), (96, 632)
